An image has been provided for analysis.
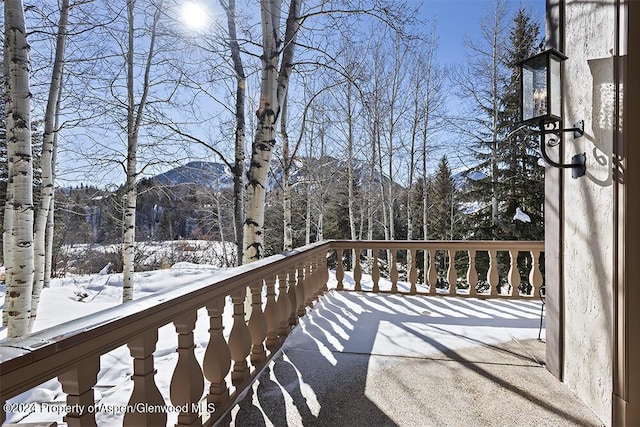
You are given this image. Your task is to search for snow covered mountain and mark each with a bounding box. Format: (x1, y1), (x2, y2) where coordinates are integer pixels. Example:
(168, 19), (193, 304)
(150, 157), (392, 191)
(151, 161), (235, 189)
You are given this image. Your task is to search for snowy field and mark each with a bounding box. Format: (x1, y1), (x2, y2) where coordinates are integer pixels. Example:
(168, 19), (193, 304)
(57, 240), (237, 274)
(0, 259), (545, 426)
(0, 261), (234, 425)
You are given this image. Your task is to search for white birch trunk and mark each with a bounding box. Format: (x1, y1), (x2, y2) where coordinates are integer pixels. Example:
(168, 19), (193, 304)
(215, 194), (229, 267)
(316, 134), (325, 242)
(406, 80), (418, 245)
(5, 0), (35, 338)
(305, 181), (311, 245)
(243, 0), (300, 264)
(304, 114), (316, 246)
(317, 212), (323, 241)
(407, 79), (418, 243)
(243, 0), (281, 263)
(122, 0), (160, 302)
(422, 108), (430, 276)
(122, 0), (138, 303)
(377, 131), (390, 241)
(281, 95), (293, 252)
(282, 157), (293, 252)
(31, 0), (69, 327)
(346, 82), (357, 241)
(44, 197), (55, 288)
(222, 0), (246, 266)
(366, 113), (377, 259)
(44, 83), (63, 289)
(2, 26), (14, 327)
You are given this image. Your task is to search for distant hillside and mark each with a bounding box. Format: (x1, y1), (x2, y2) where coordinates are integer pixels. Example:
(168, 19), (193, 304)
(150, 156), (394, 191)
(151, 161), (235, 189)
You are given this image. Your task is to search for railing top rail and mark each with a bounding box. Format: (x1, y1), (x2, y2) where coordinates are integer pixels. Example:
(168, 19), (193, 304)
(329, 240), (545, 250)
(0, 240), (331, 398)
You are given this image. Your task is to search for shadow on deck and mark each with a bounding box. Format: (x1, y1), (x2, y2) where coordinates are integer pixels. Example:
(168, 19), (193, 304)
(220, 291), (603, 427)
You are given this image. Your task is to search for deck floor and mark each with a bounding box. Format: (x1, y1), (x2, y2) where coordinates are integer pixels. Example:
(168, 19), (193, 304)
(219, 290), (604, 427)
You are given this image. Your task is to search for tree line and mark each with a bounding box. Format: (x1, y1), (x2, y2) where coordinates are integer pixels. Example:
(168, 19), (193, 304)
(1, 0), (543, 337)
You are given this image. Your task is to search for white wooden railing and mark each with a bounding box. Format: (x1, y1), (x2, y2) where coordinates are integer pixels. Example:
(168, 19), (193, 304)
(0, 240), (544, 426)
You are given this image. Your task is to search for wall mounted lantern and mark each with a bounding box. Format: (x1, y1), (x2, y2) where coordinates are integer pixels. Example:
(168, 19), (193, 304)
(518, 48), (586, 178)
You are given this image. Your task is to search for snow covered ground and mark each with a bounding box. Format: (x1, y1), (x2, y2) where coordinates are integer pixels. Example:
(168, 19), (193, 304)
(0, 262), (233, 425)
(0, 262), (544, 426)
(58, 240), (237, 274)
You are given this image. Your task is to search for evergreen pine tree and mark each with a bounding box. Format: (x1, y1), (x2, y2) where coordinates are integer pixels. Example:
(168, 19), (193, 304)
(498, 8), (543, 240)
(461, 6), (542, 240)
(428, 156), (460, 240)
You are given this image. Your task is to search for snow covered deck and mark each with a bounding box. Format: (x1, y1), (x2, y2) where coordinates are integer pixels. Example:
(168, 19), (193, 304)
(222, 290), (602, 426)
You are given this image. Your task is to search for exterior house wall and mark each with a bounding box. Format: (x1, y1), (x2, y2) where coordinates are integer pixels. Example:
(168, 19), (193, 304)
(561, 0), (616, 422)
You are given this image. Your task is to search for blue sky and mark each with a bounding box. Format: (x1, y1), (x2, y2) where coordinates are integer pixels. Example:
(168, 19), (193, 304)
(417, 0), (546, 64)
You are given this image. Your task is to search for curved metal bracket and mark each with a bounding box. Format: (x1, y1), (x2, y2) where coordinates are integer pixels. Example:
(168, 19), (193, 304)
(537, 120), (586, 178)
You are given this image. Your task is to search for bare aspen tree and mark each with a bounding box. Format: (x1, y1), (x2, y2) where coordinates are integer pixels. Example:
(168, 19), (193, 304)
(2, 10), (15, 328)
(221, 0), (247, 265)
(346, 77), (359, 241)
(281, 93), (293, 251)
(122, 0), (162, 302)
(384, 34), (410, 243)
(31, 0), (70, 327)
(330, 46), (365, 268)
(243, 0), (301, 263)
(421, 47), (442, 272)
(301, 99), (335, 245)
(304, 107), (316, 245)
(242, 1), (414, 263)
(4, 0), (35, 337)
(365, 61), (381, 246)
(369, 29), (409, 248)
(284, 79), (346, 251)
(365, 93), (382, 262)
(44, 84), (63, 289)
(407, 52), (420, 243)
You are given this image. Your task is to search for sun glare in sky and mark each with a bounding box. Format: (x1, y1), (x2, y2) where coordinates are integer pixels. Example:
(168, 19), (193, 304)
(181, 2), (209, 30)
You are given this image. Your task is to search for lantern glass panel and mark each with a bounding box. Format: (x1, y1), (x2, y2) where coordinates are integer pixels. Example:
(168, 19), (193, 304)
(550, 54), (562, 118)
(521, 55), (548, 123)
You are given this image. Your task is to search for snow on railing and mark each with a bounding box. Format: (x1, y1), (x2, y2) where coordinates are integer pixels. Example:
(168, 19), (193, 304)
(0, 240), (544, 426)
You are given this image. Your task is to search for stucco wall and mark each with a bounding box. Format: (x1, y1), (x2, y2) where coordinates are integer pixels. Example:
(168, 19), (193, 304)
(561, 0), (615, 422)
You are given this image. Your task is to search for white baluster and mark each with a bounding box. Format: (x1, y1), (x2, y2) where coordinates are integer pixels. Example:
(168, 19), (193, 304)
(467, 249), (478, 296)
(372, 248), (380, 293)
(59, 357), (99, 427)
(277, 271), (291, 337)
(125, 330), (166, 427)
(171, 311), (204, 426)
(203, 298), (231, 406)
(409, 248), (418, 295)
(264, 275), (280, 351)
(428, 249), (437, 295)
(249, 281), (267, 364)
(229, 289), (251, 385)
(336, 249), (345, 290)
(448, 249), (457, 295)
(488, 250), (499, 296)
(390, 249), (398, 293)
(354, 249), (362, 291)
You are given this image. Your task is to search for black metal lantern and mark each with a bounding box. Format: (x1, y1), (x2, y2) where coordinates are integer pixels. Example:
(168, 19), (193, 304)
(519, 48), (566, 125)
(518, 48), (586, 179)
